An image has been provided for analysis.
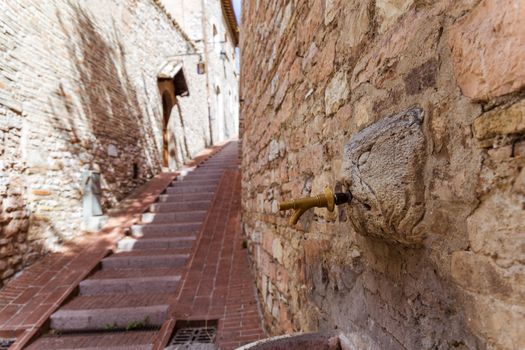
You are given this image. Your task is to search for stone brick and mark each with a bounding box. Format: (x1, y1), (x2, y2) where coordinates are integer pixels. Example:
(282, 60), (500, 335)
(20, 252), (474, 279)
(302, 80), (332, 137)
(473, 99), (525, 141)
(325, 70), (349, 116)
(462, 293), (525, 350)
(376, 0), (414, 34)
(449, 0), (525, 101)
(451, 251), (524, 304)
(467, 189), (525, 268)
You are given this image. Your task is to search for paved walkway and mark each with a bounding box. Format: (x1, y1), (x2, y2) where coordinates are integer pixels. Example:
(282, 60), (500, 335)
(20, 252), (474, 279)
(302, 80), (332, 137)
(0, 141), (265, 349)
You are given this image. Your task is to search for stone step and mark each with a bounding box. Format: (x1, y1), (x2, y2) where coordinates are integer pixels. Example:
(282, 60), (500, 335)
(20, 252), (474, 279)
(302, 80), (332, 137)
(79, 275), (180, 295)
(109, 248), (191, 257)
(101, 252), (189, 269)
(158, 192), (214, 202)
(131, 222), (201, 236)
(117, 236), (196, 251)
(176, 174), (222, 181)
(50, 293), (171, 331)
(150, 200), (210, 213)
(26, 330), (156, 350)
(170, 179), (218, 187)
(128, 231), (197, 239)
(165, 185), (216, 195)
(184, 168), (225, 173)
(141, 210), (206, 224)
(89, 267), (183, 280)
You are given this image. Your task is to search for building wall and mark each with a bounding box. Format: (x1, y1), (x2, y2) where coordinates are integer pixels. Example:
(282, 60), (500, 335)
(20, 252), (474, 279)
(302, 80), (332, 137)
(203, 0), (240, 142)
(0, 0), (210, 286)
(161, 0), (240, 144)
(240, 1), (525, 349)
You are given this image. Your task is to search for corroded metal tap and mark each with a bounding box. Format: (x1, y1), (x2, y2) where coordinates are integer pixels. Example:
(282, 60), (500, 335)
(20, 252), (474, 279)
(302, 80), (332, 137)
(278, 187), (352, 225)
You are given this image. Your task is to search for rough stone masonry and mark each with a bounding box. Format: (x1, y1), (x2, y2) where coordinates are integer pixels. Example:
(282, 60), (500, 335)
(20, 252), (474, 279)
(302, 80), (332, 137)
(0, 0), (238, 288)
(240, 0), (525, 349)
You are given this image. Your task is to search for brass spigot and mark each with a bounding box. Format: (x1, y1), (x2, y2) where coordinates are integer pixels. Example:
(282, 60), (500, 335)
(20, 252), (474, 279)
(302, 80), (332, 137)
(278, 187), (352, 225)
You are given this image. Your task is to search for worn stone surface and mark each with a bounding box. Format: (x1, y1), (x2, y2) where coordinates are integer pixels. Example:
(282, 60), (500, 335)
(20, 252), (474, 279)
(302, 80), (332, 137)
(240, 0), (525, 349)
(449, 0), (525, 101)
(342, 107), (426, 245)
(473, 99), (525, 141)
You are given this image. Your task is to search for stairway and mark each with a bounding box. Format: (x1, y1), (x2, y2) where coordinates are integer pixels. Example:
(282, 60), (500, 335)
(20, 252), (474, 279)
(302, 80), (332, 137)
(27, 142), (240, 349)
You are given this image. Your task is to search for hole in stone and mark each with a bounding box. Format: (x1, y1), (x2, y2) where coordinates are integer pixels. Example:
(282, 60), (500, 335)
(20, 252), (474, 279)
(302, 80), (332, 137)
(133, 163), (139, 179)
(168, 320), (218, 346)
(363, 203), (371, 211)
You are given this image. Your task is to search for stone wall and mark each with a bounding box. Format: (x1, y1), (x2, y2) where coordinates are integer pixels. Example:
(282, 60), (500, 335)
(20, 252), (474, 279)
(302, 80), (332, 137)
(240, 1), (525, 349)
(0, 0), (211, 286)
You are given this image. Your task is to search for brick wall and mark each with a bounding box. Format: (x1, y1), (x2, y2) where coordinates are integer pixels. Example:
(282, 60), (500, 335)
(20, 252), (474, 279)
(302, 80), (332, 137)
(0, 0), (213, 286)
(240, 1), (525, 349)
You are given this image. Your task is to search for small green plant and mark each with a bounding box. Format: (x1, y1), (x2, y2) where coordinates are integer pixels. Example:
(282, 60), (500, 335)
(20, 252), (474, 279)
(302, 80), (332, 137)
(126, 316), (149, 330)
(104, 322), (118, 330)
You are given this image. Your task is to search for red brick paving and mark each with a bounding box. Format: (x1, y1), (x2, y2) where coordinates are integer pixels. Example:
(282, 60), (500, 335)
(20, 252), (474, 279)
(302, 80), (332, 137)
(153, 168), (266, 349)
(1, 140), (266, 349)
(0, 143), (225, 348)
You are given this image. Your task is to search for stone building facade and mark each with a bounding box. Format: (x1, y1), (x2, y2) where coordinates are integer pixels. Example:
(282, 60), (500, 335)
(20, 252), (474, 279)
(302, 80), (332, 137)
(0, 0), (239, 287)
(162, 0), (240, 144)
(240, 1), (524, 349)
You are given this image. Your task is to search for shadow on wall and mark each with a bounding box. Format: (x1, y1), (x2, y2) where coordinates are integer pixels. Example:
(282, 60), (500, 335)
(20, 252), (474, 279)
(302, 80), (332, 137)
(52, 1), (161, 209)
(1, 1), (171, 287)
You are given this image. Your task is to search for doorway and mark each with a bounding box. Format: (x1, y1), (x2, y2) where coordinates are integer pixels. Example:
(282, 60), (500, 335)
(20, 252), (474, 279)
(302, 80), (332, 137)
(161, 91), (173, 167)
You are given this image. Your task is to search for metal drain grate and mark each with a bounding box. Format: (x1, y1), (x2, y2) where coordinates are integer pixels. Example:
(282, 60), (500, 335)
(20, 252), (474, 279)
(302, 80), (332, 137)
(170, 326), (216, 345)
(0, 338), (15, 350)
(168, 320), (218, 347)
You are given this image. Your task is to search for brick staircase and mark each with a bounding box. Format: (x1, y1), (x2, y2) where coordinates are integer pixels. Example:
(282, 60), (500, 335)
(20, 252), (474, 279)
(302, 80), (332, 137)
(26, 142), (242, 349)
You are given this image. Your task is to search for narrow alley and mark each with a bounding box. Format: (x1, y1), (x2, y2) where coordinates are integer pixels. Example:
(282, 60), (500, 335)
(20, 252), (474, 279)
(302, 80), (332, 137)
(1, 142), (265, 349)
(1, 0), (524, 349)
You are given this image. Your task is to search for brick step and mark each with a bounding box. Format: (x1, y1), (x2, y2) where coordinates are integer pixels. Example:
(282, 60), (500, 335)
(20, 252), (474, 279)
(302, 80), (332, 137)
(158, 192), (214, 202)
(200, 162), (238, 165)
(89, 267), (183, 280)
(185, 168), (225, 173)
(131, 222), (201, 236)
(200, 161), (237, 165)
(170, 179), (218, 187)
(176, 174), (222, 180)
(101, 253), (189, 269)
(109, 248), (191, 257)
(26, 330), (156, 350)
(117, 236), (196, 251)
(50, 293), (171, 331)
(150, 201), (210, 213)
(79, 275), (180, 295)
(128, 231), (197, 239)
(196, 166), (235, 171)
(141, 210), (207, 224)
(164, 185), (216, 195)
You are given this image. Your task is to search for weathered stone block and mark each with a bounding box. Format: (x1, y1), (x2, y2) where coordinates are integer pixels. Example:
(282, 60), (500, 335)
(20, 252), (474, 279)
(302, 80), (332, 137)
(376, 0), (413, 34)
(325, 70), (349, 116)
(342, 107), (426, 244)
(473, 99), (525, 141)
(449, 0), (525, 101)
(463, 293), (525, 350)
(451, 251), (524, 304)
